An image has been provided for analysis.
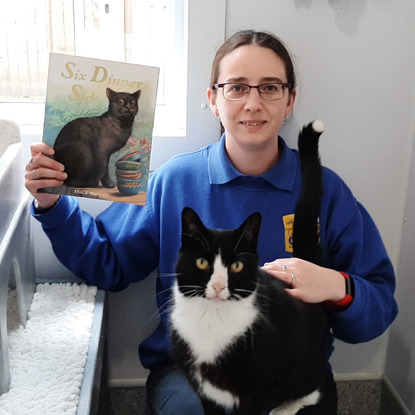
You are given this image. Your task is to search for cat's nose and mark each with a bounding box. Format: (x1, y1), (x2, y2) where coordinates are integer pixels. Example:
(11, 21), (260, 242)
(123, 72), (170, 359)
(212, 283), (225, 294)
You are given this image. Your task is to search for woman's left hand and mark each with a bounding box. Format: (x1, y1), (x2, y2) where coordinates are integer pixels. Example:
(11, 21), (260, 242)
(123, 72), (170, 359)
(262, 258), (346, 304)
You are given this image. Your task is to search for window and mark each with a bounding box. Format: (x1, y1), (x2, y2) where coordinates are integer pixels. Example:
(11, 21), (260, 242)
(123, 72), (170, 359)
(0, 0), (225, 169)
(0, 0), (185, 133)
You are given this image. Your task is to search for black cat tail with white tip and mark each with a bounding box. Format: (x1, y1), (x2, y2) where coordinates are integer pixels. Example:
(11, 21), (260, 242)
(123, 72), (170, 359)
(293, 120), (325, 265)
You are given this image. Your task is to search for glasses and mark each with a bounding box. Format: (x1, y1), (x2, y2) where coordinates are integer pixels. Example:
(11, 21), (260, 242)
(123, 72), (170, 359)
(213, 82), (291, 101)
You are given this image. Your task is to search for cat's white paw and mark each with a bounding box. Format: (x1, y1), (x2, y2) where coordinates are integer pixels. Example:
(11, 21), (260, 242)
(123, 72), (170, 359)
(269, 407), (298, 415)
(269, 389), (321, 415)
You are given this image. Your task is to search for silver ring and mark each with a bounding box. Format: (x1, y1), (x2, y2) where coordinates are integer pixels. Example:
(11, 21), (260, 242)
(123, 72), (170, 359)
(32, 169), (37, 179)
(290, 274), (296, 285)
(281, 264), (286, 272)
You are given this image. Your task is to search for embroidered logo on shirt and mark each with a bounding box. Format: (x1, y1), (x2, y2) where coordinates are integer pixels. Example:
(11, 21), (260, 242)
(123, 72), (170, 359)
(282, 214), (294, 253)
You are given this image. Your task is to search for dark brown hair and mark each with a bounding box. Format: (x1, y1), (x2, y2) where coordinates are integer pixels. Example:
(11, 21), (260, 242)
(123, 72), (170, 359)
(210, 30), (296, 93)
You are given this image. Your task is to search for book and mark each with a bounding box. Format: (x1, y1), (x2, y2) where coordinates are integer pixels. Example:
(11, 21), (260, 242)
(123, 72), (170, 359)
(40, 53), (159, 205)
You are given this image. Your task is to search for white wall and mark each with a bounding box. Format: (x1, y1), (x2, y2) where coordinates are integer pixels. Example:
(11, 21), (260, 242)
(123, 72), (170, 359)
(28, 0), (415, 387)
(224, 0), (415, 379)
(384, 136), (415, 414)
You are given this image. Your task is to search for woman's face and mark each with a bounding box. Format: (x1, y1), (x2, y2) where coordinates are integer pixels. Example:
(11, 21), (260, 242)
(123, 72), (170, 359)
(208, 45), (296, 155)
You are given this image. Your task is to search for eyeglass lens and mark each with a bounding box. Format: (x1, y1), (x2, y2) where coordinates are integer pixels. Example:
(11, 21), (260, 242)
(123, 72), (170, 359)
(223, 83), (287, 100)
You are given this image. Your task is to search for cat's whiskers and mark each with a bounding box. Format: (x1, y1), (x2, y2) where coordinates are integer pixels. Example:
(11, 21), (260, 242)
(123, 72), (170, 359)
(160, 284), (205, 319)
(147, 296), (175, 323)
(145, 308), (165, 325)
(155, 272), (180, 279)
(182, 288), (205, 299)
(141, 287), (178, 326)
(232, 288), (254, 300)
(150, 274), (182, 319)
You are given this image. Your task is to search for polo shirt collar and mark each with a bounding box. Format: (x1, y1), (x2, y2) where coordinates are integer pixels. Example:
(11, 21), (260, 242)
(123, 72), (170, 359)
(208, 134), (298, 191)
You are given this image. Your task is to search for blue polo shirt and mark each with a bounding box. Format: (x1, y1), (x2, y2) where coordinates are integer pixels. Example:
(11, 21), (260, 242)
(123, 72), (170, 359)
(34, 135), (397, 370)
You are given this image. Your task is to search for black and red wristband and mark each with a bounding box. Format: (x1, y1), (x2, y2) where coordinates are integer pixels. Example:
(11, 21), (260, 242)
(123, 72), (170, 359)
(327, 272), (354, 311)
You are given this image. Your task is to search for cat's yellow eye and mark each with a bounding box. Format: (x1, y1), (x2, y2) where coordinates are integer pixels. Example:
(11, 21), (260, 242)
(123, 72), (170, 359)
(230, 261), (244, 273)
(196, 257), (209, 270)
(119, 99), (125, 104)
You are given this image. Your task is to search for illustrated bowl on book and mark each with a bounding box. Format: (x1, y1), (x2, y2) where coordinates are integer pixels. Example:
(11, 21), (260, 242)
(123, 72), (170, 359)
(119, 151), (141, 162)
(115, 159), (142, 195)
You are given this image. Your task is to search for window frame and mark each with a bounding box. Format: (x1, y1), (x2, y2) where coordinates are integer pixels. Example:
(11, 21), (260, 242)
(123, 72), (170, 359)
(0, 0), (226, 170)
(150, 0), (226, 169)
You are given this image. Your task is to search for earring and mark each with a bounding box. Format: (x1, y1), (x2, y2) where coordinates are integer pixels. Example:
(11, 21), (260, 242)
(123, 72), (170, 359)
(211, 107), (220, 121)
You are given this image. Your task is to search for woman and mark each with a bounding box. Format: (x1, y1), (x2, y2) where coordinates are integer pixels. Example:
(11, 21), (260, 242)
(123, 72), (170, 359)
(25, 30), (397, 414)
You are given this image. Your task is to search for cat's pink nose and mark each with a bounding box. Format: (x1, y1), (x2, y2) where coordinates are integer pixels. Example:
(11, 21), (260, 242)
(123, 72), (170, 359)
(212, 283), (225, 294)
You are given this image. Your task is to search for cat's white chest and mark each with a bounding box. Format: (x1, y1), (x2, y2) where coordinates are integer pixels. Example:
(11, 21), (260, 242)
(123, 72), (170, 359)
(171, 283), (258, 364)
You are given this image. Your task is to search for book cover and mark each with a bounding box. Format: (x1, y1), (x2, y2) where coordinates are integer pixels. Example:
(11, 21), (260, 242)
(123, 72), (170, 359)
(40, 53), (159, 205)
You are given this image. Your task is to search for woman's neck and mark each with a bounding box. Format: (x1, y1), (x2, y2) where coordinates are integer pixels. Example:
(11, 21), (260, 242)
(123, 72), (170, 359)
(225, 137), (280, 176)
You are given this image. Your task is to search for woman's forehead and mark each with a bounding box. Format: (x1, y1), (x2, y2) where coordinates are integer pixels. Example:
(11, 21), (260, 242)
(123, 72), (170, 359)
(218, 45), (288, 83)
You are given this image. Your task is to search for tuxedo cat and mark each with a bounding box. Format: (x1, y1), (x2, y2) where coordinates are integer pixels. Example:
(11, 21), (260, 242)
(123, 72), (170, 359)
(171, 121), (329, 415)
(53, 88), (140, 187)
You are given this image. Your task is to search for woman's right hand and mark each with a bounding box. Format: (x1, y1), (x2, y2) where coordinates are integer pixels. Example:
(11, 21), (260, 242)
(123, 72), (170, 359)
(25, 142), (67, 209)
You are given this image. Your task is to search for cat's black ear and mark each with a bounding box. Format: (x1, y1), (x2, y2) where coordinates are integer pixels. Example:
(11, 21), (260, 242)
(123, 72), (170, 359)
(106, 88), (115, 99)
(182, 207), (205, 234)
(236, 212), (262, 251)
(182, 207), (206, 232)
(181, 208), (209, 249)
(133, 90), (142, 101)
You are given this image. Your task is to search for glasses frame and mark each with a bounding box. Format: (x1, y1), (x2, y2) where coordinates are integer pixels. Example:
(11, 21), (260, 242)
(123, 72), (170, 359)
(213, 82), (291, 101)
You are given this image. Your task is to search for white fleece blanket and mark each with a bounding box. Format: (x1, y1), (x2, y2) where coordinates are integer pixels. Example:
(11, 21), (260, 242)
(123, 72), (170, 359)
(0, 283), (97, 415)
